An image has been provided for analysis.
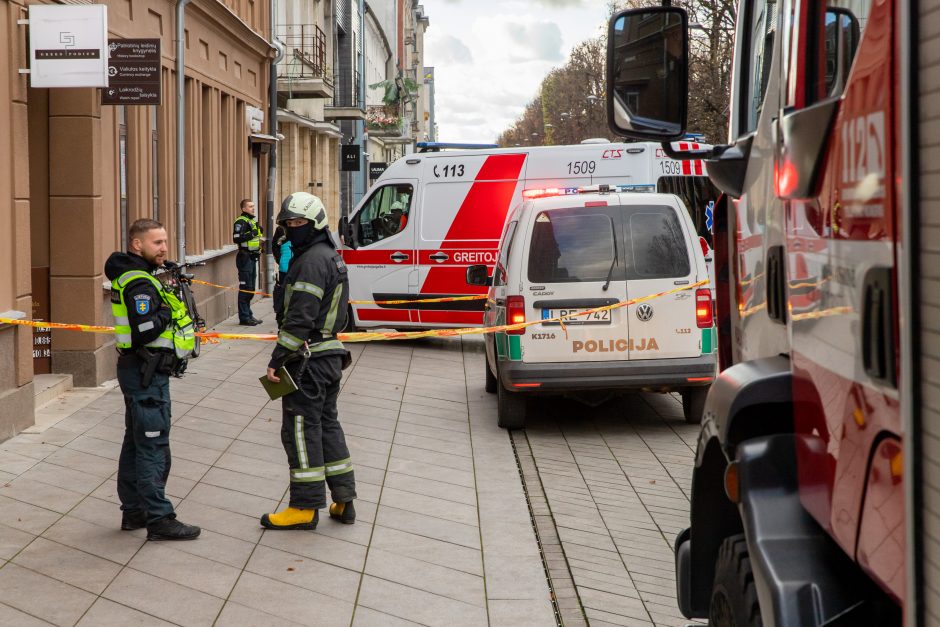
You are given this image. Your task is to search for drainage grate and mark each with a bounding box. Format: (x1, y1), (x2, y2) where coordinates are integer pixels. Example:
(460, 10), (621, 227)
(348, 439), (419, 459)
(510, 430), (588, 627)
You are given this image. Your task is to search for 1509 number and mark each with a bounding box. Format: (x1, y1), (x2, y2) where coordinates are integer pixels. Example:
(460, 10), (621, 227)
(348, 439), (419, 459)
(567, 161), (596, 175)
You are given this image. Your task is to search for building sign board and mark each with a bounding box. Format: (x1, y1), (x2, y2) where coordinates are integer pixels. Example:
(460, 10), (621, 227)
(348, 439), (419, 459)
(102, 38), (162, 105)
(369, 162), (388, 180)
(342, 145), (361, 171)
(29, 5), (109, 88)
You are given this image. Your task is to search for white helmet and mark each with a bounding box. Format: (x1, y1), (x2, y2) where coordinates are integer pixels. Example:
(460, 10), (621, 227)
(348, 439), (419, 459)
(277, 192), (328, 230)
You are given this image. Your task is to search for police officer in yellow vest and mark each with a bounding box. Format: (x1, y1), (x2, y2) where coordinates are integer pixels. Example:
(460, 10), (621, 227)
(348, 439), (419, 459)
(233, 199), (264, 325)
(104, 219), (201, 541)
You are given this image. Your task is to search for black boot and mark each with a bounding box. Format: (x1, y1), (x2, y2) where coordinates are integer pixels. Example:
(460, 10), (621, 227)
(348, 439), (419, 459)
(147, 517), (201, 541)
(328, 501), (356, 524)
(121, 510), (146, 531)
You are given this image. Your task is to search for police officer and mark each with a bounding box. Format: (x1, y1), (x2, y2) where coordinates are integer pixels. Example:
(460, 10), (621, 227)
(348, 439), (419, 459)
(261, 192), (357, 530)
(104, 219), (201, 540)
(233, 198), (263, 325)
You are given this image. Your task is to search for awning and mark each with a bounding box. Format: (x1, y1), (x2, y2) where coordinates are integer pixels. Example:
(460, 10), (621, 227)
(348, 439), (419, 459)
(249, 133), (279, 145)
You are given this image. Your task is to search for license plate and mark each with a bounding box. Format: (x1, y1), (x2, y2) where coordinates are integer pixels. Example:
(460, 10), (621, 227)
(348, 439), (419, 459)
(541, 308), (611, 325)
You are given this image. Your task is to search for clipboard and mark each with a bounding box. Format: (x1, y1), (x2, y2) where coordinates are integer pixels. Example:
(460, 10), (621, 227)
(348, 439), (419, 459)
(259, 366), (298, 400)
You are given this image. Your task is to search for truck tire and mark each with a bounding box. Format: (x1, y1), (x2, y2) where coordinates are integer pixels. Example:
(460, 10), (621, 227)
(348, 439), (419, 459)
(497, 382), (526, 429)
(682, 387), (708, 424)
(709, 535), (762, 627)
(485, 359), (497, 394)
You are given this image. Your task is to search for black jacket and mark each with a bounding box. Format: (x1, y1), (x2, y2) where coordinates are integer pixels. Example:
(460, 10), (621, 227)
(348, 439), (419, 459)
(233, 212), (262, 255)
(268, 230), (349, 369)
(105, 252), (171, 348)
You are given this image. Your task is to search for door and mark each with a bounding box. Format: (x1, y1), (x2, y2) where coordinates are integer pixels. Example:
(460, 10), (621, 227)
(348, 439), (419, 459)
(417, 152), (526, 327)
(342, 181), (417, 327)
(520, 200), (628, 364)
(622, 200), (703, 360)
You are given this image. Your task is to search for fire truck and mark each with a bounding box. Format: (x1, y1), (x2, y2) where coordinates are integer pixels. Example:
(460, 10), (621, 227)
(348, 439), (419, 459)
(606, 1), (933, 625)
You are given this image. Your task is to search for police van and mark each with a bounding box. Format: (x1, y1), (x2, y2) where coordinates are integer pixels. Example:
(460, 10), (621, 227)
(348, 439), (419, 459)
(465, 187), (717, 428)
(338, 140), (718, 330)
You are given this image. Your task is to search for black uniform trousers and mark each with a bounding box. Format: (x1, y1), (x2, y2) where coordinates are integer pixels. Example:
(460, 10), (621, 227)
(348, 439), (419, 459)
(116, 357), (175, 525)
(281, 354), (356, 509)
(236, 250), (257, 322)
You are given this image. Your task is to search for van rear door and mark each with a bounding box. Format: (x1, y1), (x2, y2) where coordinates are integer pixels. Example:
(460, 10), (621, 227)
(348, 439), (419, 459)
(520, 199), (630, 363)
(622, 198), (704, 360)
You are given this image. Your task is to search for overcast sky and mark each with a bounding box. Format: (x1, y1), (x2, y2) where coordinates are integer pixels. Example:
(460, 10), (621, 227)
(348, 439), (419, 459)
(423, 0), (607, 144)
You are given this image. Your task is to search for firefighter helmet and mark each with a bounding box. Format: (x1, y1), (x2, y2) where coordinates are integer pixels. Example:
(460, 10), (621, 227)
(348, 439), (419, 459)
(277, 192), (328, 230)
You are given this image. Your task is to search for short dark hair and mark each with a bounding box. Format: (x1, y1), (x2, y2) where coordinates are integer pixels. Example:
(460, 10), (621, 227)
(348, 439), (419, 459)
(128, 219), (164, 243)
(240, 198), (253, 209)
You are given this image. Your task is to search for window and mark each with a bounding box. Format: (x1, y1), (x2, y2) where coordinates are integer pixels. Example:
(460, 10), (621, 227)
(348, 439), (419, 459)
(528, 211), (616, 284)
(493, 220), (518, 287)
(118, 106), (128, 250)
(657, 176), (722, 242)
(742, 0), (779, 133)
(356, 184), (413, 245)
(629, 209), (690, 279)
(817, 1), (870, 99)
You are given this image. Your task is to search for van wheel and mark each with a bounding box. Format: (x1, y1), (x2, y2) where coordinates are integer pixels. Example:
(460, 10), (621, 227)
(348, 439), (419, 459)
(497, 383), (526, 429)
(485, 359), (497, 394)
(682, 387), (708, 424)
(709, 535), (762, 627)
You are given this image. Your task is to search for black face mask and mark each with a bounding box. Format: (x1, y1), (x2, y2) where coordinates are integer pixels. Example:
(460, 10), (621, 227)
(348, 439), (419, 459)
(286, 222), (315, 248)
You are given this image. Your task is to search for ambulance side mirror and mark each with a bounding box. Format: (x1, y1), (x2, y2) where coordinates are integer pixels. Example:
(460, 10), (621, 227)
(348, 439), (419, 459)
(339, 216), (356, 249)
(466, 265), (492, 287)
(606, 6), (689, 141)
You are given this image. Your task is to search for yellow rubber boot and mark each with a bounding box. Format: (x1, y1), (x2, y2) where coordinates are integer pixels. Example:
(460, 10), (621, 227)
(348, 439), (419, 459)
(260, 507), (318, 530)
(329, 501), (356, 524)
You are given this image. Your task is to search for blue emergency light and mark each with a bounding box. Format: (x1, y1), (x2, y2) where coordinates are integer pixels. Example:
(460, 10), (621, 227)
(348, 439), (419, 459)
(415, 142), (500, 152)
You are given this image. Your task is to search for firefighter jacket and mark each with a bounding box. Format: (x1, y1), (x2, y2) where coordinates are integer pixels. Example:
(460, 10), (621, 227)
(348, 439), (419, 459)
(268, 230), (349, 370)
(105, 252), (196, 358)
(233, 212), (263, 254)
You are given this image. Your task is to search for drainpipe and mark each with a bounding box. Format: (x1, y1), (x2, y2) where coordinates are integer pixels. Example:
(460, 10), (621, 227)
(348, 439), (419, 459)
(266, 14), (285, 293)
(356, 0), (366, 205)
(175, 0), (191, 264)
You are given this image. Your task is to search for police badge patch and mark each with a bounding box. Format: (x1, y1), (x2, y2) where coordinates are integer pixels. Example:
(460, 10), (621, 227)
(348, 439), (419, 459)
(134, 294), (151, 314)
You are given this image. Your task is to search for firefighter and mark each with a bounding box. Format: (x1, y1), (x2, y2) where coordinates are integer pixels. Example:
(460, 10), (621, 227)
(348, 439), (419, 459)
(104, 219), (201, 541)
(232, 199), (263, 325)
(261, 192), (357, 530)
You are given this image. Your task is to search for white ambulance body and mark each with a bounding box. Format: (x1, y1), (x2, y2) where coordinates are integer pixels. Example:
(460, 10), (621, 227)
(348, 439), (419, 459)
(340, 140), (717, 329)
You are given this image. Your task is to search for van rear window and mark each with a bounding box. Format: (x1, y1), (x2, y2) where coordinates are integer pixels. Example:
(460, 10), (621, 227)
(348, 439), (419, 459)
(528, 212), (616, 283)
(629, 209), (690, 278)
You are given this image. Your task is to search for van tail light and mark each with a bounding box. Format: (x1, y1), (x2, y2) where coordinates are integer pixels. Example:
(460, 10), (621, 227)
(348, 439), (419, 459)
(695, 289), (713, 328)
(507, 296), (526, 334)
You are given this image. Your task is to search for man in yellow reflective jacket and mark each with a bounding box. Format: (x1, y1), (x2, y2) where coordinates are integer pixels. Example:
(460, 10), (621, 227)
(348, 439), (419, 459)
(104, 219), (200, 541)
(233, 199), (263, 325)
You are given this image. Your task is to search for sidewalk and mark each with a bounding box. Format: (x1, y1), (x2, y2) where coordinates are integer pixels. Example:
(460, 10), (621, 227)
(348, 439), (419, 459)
(0, 299), (555, 627)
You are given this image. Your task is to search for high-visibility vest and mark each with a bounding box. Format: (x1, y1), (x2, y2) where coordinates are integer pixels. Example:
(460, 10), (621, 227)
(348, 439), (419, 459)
(235, 215), (262, 252)
(111, 270), (196, 359)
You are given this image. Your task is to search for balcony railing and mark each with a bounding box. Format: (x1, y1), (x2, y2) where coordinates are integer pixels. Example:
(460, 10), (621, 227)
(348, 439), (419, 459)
(366, 105), (402, 132)
(332, 68), (363, 109)
(277, 24), (328, 80)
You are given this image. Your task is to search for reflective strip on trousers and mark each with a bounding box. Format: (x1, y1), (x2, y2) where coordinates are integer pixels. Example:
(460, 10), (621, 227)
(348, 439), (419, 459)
(291, 467), (325, 482)
(294, 415), (309, 469)
(325, 457), (353, 477)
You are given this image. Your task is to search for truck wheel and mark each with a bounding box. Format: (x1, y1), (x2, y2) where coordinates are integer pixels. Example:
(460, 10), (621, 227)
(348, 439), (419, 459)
(485, 359), (497, 394)
(682, 387), (708, 424)
(497, 382), (526, 429)
(709, 535), (762, 627)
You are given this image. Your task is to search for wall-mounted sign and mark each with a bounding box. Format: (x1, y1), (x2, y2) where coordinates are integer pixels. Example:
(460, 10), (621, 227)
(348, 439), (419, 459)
(246, 106), (265, 133)
(342, 145), (361, 172)
(29, 5), (109, 88)
(102, 39), (161, 105)
(369, 162), (387, 180)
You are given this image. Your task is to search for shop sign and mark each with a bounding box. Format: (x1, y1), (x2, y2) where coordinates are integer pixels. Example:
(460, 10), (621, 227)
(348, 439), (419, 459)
(369, 162), (388, 180)
(102, 38), (161, 105)
(342, 145), (361, 171)
(29, 5), (109, 88)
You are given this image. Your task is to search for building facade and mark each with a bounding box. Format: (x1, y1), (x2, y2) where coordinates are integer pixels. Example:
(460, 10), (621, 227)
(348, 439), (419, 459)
(0, 0), (274, 437)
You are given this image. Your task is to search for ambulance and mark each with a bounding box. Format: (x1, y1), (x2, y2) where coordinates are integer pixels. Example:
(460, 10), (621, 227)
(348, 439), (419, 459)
(338, 139), (719, 329)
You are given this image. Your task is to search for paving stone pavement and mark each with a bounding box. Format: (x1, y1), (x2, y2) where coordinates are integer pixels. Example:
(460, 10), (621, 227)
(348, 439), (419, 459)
(519, 393), (705, 627)
(0, 297), (704, 627)
(0, 299), (555, 627)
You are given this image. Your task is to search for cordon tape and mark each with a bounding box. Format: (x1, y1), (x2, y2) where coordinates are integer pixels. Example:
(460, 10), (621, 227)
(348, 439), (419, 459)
(0, 280), (713, 344)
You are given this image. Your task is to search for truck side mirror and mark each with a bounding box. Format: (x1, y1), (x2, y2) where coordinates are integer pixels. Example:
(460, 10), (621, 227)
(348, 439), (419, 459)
(466, 264), (492, 287)
(606, 6), (689, 141)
